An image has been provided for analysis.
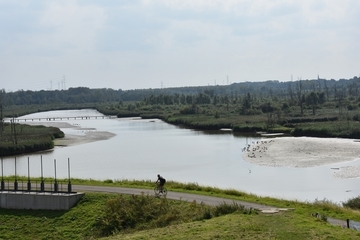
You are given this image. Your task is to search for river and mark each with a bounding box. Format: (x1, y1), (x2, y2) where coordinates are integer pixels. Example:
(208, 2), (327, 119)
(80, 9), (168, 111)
(2, 109), (360, 204)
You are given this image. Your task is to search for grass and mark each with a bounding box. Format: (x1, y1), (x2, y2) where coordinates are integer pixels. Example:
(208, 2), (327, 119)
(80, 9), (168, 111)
(105, 212), (360, 240)
(0, 192), (110, 239)
(1, 179), (360, 239)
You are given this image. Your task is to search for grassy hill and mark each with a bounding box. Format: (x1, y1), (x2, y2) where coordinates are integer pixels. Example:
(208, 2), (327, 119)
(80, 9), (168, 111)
(1, 179), (360, 239)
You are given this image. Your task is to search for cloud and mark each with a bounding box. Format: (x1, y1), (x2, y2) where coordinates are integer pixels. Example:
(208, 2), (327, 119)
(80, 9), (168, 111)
(0, 0), (359, 91)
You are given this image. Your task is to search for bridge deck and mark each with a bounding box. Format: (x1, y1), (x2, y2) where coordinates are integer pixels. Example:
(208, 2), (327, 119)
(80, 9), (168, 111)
(6, 115), (116, 122)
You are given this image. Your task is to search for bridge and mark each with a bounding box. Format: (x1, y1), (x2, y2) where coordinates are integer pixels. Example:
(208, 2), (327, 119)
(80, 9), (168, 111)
(6, 115), (116, 122)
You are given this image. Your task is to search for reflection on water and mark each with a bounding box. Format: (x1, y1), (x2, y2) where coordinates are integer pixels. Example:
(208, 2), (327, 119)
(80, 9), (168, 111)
(2, 109), (360, 203)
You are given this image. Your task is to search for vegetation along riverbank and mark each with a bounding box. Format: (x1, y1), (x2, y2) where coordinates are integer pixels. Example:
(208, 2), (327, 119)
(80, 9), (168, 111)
(2, 77), (360, 139)
(0, 122), (64, 156)
(2, 77), (360, 156)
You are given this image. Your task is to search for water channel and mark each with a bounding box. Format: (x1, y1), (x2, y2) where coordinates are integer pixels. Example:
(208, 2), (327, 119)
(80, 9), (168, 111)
(2, 109), (360, 204)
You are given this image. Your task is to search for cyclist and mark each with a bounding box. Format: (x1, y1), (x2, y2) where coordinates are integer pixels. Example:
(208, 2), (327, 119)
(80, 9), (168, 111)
(156, 174), (166, 193)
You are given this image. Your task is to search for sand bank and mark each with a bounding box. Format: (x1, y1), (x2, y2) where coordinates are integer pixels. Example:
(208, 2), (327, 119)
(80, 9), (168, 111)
(24, 121), (116, 147)
(242, 137), (360, 179)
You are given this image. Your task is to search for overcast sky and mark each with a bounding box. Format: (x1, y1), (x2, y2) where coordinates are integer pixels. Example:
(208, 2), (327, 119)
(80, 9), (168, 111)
(1, 0), (359, 92)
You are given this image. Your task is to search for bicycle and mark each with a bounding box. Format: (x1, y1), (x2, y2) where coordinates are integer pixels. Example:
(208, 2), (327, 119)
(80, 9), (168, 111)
(154, 184), (167, 196)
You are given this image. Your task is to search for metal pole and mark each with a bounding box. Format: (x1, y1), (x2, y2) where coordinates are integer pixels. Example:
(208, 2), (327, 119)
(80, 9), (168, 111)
(1, 157), (4, 191)
(40, 155), (44, 192)
(67, 158), (72, 193)
(14, 157), (18, 191)
(54, 159), (58, 192)
(27, 157), (31, 191)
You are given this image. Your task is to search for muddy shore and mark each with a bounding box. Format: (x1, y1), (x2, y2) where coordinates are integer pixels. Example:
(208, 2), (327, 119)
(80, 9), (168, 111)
(242, 137), (360, 179)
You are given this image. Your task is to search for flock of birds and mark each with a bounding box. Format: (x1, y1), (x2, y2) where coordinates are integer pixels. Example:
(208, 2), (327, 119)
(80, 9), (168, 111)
(242, 139), (275, 173)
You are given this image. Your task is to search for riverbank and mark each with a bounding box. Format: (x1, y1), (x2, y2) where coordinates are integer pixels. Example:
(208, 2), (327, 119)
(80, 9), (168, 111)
(242, 137), (360, 179)
(24, 121), (116, 147)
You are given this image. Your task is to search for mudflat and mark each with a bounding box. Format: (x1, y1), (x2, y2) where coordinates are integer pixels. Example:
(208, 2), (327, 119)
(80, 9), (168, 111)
(24, 121), (116, 147)
(242, 137), (360, 179)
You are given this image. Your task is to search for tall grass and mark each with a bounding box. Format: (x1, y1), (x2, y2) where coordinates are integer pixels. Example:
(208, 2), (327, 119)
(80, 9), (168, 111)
(93, 193), (250, 237)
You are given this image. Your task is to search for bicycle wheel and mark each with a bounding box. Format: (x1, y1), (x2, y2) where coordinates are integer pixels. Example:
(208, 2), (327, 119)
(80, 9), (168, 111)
(162, 188), (167, 195)
(154, 186), (160, 195)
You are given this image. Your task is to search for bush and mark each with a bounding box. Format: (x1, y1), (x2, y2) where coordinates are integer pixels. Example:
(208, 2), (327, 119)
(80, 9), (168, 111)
(180, 105), (197, 114)
(353, 114), (360, 121)
(343, 196), (360, 210)
(93, 193), (250, 237)
(213, 201), (247, 216)
(94, 194), (168, 236)
(94, 194), (216, 237)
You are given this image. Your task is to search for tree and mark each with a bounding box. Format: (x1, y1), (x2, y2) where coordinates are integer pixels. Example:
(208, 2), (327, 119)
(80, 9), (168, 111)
(295, 80), (304, 116)
(305, 91), (319, 115)
(242, 92), (252, 110)
(0, 89), (4, 141)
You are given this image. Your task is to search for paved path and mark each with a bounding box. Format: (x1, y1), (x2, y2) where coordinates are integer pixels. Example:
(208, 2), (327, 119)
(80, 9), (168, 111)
(72, 185), (288, 213)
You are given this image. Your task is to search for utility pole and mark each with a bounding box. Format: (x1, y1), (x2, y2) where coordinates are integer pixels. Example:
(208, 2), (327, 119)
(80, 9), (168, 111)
(0, 90), (3, 141)
(62, 75), (66, 90)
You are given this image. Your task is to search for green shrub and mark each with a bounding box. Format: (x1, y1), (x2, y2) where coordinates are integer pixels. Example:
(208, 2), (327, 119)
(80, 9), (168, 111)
(94, 194), (217, 237)
(343, 196), (360, 210)
(213, 201), (246, 217)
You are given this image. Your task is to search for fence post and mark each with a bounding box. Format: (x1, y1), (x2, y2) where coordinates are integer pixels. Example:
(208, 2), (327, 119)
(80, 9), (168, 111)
(347, 219), (350, 229)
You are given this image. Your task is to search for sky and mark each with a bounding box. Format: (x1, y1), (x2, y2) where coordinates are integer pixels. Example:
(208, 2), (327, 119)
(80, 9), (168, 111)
(1, 0), (359, 92)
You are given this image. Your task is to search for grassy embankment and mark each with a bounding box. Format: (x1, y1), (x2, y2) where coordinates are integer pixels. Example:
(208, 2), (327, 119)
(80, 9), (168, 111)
(1, 179), (360, 239)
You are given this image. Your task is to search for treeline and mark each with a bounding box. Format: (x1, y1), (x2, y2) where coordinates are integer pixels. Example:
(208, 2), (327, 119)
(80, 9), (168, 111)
(141, 78), (360, 118)
(1, 76), (360, 108)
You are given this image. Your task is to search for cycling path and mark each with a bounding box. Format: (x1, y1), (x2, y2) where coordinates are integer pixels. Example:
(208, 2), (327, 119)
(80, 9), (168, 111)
(72, 185), (290, 213)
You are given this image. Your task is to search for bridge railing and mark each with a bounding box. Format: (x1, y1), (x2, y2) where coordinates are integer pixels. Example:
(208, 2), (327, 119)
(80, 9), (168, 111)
(5, 115), (116, 123)
(0, 179), (75, 194)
